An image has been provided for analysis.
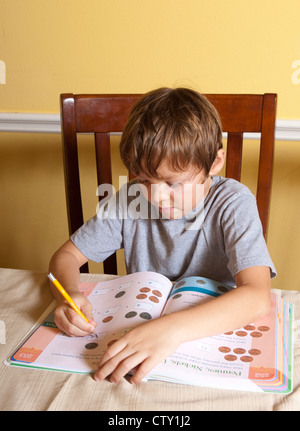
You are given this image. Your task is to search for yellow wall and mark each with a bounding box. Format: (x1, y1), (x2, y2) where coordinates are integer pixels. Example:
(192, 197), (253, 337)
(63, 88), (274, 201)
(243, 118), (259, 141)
(1, 0), (300, 290)
(1, 0), (300, 116)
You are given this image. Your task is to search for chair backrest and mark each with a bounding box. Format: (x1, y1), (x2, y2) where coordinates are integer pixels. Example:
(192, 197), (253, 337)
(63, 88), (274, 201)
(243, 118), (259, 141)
(60, 93), (277, 274)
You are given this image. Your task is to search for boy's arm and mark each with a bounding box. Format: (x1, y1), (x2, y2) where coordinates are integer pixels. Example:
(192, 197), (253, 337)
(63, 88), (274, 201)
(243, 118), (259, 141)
(94, 265), (271, 384)
(48, 239), (96, 336)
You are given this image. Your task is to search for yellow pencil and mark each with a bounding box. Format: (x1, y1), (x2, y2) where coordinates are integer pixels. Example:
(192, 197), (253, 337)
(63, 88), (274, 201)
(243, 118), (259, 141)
(48, 272), (98, 338)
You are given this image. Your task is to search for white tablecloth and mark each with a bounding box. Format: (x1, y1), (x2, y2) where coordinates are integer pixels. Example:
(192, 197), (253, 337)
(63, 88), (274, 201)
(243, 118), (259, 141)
(0, 268), (299, 411)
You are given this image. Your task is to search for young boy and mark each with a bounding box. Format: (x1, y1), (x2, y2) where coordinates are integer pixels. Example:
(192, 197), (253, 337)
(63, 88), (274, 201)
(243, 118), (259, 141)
(49, 87), (276, 384)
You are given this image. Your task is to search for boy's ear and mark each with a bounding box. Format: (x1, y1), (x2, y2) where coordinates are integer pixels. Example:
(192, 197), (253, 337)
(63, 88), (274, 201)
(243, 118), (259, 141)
(208, 149), (226, 176)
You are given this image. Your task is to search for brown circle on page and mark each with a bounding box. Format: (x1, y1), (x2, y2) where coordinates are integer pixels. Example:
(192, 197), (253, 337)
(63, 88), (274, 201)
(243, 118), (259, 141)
(224, 331), (233, 335)
(152, 290), (162, 297)
(217, 285), (228, 293)
(175, 281), (185, 288)
(224, 354), (237, 361)
(149, 296), (159, 303)
(172, 294), (182, 299)
(244, 325), (255, 331)
(125, 311), (137, 318)
(240, 356), (254, 362)
(115, 290), (126, 298)
(235, 331), (247, 337)
(258, 326), (270, 332)
(139, 312), (152, 320)
(218, 346), (231, 353)
(249, 349), (261, 356)
(233, 348), (246, 355)
(136, 294), (147, 300)
(250, 331), (262, 338)
(140, 287), (151, 293)
(102, 316), (113, 323)
(196, 279), (206, 285)
(85, 342), (98, 349)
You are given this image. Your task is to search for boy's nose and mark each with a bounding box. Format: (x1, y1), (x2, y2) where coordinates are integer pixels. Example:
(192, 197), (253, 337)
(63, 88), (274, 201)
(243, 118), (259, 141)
(150, 183), (171, 204)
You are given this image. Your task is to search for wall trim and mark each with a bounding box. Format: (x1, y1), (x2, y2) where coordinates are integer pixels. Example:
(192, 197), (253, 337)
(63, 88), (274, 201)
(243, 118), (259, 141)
(0, 113), (61, 133)
(0, 113), (299, 141)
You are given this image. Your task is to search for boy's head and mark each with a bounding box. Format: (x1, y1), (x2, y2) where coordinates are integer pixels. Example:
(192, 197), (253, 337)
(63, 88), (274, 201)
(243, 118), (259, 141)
(120, 87), (223, 178)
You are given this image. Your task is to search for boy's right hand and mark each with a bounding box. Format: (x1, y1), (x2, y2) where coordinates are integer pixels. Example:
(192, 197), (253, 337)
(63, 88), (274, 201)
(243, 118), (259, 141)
(53, 292), (97, 337)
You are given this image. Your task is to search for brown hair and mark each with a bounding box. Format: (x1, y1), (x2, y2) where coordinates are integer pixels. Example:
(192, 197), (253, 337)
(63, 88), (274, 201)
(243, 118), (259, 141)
(120, 87), (223, 177)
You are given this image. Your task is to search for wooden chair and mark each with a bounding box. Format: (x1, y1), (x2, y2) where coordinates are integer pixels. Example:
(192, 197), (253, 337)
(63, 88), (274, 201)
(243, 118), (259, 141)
(60, 93), (277, 274)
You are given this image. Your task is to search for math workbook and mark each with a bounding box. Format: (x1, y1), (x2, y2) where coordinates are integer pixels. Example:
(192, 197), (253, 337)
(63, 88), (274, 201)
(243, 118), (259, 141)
(5, 272), (293, 394)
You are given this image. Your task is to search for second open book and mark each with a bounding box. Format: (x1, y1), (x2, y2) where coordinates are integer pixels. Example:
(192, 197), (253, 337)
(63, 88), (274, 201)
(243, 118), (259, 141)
(6, 271), (293, 393)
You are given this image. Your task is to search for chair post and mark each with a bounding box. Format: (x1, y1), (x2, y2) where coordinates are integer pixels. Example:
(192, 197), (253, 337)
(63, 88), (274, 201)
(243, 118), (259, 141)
(60, 94), (89, 272)
(256, 94), (277, 238)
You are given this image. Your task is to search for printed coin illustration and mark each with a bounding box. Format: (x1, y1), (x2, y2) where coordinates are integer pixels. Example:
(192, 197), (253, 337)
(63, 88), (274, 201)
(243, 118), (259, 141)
(175, 281), (185, 288)
(224, 331), (233, 335)
(149, 296), (159, 303)
(243, 325), (255, 331)
(248, 349), (261, 356)
(152, 290), (162, 297)
(224, 354), (237, 361)
(136, 294), (147, 299)
(250, 331), (263, 338)
(217, 285), (228, 293)
(240, 356), (254, 362)
(258, 326), (270, 332)
(218, 346), (231, 353)
(125, 311), (138, 318)
(172, 294), (182, 299)
(140, 287), (151, 292)
(115, 291), (126, 298)
(233, 348), (246, 355)
(235, 331), (247, 337)
(85, 342), (98, 350)
(102, 316), (113, 323)
(139, 312), (152, 320)
(196, 279), (206, 285)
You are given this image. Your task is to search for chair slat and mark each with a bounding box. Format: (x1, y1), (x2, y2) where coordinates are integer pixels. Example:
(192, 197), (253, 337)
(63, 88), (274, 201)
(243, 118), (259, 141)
(225, 133), (243, 181)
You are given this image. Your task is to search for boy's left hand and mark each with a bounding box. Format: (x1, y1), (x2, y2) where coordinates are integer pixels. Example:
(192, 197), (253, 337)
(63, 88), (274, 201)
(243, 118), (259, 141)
(94, 314), (181, 384)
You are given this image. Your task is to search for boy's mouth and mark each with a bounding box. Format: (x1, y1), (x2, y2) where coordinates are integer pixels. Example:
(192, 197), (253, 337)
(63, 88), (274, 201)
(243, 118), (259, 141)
(158, 206), (178, 218)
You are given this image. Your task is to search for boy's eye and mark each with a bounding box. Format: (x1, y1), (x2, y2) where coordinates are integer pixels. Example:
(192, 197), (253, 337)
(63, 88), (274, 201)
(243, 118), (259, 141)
(167, 182), (181, 188)
(138, 179), (150, 185)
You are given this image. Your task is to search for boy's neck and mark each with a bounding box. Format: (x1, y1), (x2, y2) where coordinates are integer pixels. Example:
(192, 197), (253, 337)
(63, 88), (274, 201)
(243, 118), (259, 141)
(203, 176), (213, 199)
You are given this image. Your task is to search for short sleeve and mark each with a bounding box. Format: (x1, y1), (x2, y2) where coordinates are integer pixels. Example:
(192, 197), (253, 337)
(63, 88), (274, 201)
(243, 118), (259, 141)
(221, 193), (276, 278)
(70, 199), (124, 263)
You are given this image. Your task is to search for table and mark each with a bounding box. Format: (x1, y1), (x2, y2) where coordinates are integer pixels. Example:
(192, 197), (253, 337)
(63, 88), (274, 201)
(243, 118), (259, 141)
(0, 268), (299, 411)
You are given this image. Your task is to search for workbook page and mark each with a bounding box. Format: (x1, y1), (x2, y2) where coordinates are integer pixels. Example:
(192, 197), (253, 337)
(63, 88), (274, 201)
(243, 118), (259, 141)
(148, 276), (281, 390)
(10, 271), (173, 373)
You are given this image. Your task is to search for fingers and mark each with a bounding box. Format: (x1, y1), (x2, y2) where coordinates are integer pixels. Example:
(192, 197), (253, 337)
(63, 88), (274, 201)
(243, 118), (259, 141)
(93, 318), (179, 384)
(94, 347), (148, 384)
(93, 336), (161, 384)
(54, 302), (96, 337)
(80, 301), (96, 326)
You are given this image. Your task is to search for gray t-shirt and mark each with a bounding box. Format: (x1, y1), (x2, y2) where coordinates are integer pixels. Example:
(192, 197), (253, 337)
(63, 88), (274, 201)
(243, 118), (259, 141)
(71, 176), (276, 285)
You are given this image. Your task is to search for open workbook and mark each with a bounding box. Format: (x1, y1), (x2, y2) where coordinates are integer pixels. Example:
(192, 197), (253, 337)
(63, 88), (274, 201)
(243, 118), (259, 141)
(5, 271), (293, 394)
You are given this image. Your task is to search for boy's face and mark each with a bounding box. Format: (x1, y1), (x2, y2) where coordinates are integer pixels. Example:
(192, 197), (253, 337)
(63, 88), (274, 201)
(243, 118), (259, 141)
(136, 162), (211, 220)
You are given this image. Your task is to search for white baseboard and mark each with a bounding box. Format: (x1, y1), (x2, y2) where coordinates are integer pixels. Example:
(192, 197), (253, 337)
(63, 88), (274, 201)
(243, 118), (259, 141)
(0, 113), (299, 141)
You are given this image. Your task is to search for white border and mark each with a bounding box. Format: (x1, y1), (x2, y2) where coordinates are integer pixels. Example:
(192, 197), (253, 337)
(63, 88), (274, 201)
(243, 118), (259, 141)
(0, 113), (299, 141)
